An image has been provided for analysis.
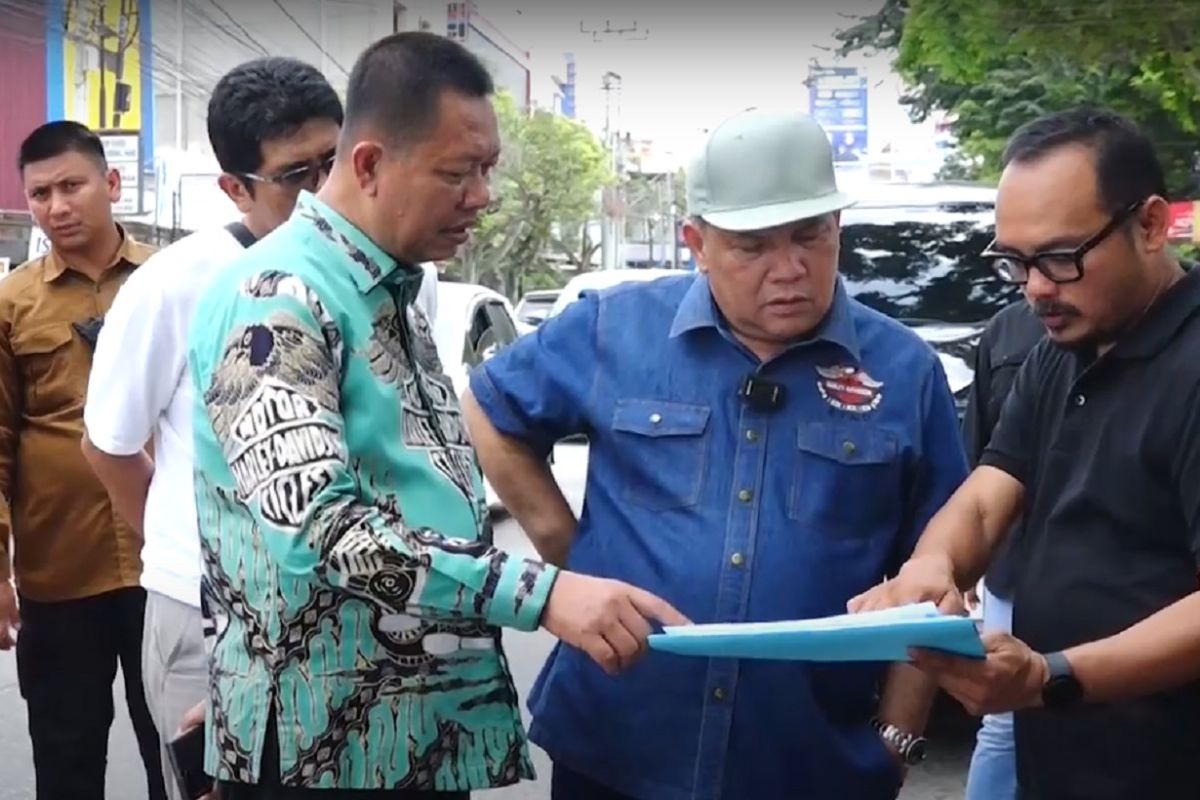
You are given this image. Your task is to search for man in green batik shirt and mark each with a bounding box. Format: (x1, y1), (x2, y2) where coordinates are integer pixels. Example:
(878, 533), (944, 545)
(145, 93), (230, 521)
(184, 33), (687, 799)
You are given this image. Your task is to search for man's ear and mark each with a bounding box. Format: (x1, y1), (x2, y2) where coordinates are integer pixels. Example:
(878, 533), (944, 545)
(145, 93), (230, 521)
(350, 140), (387, 197)
(106, 167), (122, 205)
(1137, 195), (1171, 255)
(681, 220), (709, 274)
(217, 173), (254, 214)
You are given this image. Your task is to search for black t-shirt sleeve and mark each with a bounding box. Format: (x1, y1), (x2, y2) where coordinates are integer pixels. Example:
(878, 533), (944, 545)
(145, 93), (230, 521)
(979, 342), (1045, 486)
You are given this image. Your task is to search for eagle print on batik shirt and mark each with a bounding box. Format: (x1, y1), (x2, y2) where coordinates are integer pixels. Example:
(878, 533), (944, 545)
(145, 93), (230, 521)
(187, 192), (557, 792)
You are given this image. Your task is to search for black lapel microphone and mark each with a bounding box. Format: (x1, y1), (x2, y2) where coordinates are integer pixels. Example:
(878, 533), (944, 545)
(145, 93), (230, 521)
(739, 374), (785, 413)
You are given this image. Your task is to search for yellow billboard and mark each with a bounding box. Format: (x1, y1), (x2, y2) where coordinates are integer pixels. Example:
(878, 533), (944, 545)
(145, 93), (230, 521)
(56, 0), (147, 132)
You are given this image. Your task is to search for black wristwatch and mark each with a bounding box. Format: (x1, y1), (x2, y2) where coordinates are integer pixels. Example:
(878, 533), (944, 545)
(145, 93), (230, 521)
(1041, 651), (1084, 710)
(871, 717), (928, 766)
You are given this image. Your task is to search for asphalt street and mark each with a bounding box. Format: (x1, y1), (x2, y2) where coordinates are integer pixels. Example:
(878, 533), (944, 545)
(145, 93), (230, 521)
(0, 444), (972, 798)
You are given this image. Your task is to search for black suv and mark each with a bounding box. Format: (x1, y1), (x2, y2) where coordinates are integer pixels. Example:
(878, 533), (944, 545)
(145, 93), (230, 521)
(837, 183), (1020, 416)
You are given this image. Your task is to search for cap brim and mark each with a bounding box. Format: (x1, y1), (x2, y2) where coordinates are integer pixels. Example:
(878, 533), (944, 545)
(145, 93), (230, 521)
(700, 192), (857, 232)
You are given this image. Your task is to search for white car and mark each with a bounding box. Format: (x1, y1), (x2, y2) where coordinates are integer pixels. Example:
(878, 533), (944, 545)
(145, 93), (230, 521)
(514, 289), (561, 326)
(431, 281), (531, 513)
(548, 268), (690, 318)
(432, 281), (527, 394)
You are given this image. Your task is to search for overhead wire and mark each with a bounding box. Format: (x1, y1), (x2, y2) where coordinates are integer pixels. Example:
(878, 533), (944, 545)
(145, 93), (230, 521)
(0, 0), (222, 103)
(269, 0), (350, 76)
(205, 0), (272, 58)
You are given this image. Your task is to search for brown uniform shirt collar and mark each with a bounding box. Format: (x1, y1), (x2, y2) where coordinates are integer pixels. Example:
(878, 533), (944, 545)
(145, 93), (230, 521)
(42, 224), (154, 283)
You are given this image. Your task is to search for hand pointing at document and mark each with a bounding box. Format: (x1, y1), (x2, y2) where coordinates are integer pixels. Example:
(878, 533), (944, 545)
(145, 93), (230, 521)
(847, 554), (966, 616)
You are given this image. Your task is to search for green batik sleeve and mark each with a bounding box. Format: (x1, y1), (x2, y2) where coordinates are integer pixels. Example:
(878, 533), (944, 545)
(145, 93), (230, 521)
(199, 272), (557, 631)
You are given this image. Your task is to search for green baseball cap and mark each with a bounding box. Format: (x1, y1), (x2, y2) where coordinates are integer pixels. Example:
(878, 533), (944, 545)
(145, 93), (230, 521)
(687, 108), (856, 231)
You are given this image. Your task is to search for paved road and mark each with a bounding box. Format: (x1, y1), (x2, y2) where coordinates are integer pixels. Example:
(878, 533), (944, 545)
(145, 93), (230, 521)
(0, 444), (971, 798)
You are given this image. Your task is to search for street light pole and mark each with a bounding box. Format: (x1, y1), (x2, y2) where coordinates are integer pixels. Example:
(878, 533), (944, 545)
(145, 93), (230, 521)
(600, 71), (623, 271)
(175, 0), (183, 150)
(666, 170), (680, 269)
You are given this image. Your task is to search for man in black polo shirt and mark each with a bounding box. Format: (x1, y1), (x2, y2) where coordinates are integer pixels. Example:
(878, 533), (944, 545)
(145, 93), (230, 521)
(849, 106), (1200, 799)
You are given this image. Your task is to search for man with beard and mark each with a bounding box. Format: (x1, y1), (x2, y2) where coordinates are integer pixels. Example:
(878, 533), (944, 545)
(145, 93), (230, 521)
(851, 107), (1200, 799)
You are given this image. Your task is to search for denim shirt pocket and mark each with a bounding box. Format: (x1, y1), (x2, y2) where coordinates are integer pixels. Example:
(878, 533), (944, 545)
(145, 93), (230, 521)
(788, 422), (902, 538)
(612, 398), (711, 511)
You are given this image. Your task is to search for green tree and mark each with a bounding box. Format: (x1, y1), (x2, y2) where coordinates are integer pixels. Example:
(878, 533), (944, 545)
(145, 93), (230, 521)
(837, 0), (1200, 194)
(453, 92), (613, 298)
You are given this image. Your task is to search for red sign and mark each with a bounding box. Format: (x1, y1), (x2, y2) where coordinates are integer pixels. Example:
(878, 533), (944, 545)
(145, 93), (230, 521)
(1167, 201), (1195, 243)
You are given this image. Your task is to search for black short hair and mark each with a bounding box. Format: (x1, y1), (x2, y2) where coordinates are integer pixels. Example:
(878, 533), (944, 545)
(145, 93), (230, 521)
(207, 56), (344, 176)
(342, 32), (494, 148)
(1001, 107), (1169, 212)
(18, 121), (106, 173)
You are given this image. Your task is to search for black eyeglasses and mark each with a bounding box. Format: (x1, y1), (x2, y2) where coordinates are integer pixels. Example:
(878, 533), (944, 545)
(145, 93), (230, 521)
(241, 152), (335, 191)
(981, 200), (1143, 285)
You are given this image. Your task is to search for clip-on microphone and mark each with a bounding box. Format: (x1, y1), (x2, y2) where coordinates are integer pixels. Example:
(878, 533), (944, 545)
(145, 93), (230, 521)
(739, 375), (785, 413)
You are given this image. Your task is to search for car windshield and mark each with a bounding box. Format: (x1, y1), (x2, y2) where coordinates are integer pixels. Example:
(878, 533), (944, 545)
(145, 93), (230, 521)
(518, 295), (556, 314)
(838, 217), (1020, 325)
(518, 293), (559, 321)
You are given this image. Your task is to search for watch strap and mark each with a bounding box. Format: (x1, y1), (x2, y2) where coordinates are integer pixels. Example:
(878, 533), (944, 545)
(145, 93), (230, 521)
(871, 717), (927, 766)
(1044, 650), (1072, 679)
(1041, 650), (1084, 709)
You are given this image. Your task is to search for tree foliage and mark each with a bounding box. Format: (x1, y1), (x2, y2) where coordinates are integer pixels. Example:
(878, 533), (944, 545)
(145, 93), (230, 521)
(837, 0), (1200, 194)
(452, 92), (613, 297)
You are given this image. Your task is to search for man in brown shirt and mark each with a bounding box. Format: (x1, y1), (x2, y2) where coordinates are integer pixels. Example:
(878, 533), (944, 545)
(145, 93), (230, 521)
(0, 121), (166, 800)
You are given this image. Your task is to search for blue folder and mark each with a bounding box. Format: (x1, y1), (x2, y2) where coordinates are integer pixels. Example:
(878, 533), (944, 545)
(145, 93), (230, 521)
(647, 602), (985, 662)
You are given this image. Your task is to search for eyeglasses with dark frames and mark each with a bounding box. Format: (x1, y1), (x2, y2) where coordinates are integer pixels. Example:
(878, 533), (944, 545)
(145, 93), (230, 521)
(240, 152), (336, 192)
(980, 199), (1144, 285)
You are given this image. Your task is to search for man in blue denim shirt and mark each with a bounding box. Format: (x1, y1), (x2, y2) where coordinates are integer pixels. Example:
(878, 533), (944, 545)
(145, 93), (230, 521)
(463, 109), (968, 799)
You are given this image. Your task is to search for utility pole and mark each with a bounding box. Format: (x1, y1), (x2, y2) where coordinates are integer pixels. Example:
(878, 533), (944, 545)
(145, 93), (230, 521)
(600, 71), (623, 271)
(582, 17), (648, 271)
(175, 0), (184, 149)
(669, 170), (681, 269)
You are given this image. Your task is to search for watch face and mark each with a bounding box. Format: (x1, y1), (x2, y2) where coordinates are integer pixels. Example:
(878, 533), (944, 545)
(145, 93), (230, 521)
(1044, 674), (1084, 708)
(906, 739), (928, 765)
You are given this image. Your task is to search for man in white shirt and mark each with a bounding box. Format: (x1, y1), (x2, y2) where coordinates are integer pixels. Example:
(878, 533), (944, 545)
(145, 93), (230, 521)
(81, 57), (343, 800)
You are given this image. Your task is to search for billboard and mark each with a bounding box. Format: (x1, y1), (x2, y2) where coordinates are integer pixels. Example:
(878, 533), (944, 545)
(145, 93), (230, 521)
(46, 0), (154, 212)
(808, 65), (868, 164)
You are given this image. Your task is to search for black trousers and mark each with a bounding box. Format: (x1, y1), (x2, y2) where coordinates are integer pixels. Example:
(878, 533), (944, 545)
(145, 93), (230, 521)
(551, 764), (636, 800)
(218, 715), (469, 799)
(16, 586), (167, 800)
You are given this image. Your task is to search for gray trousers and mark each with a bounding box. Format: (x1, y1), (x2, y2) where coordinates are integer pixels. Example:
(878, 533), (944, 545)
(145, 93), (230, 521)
(142, 590), (208, 800)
